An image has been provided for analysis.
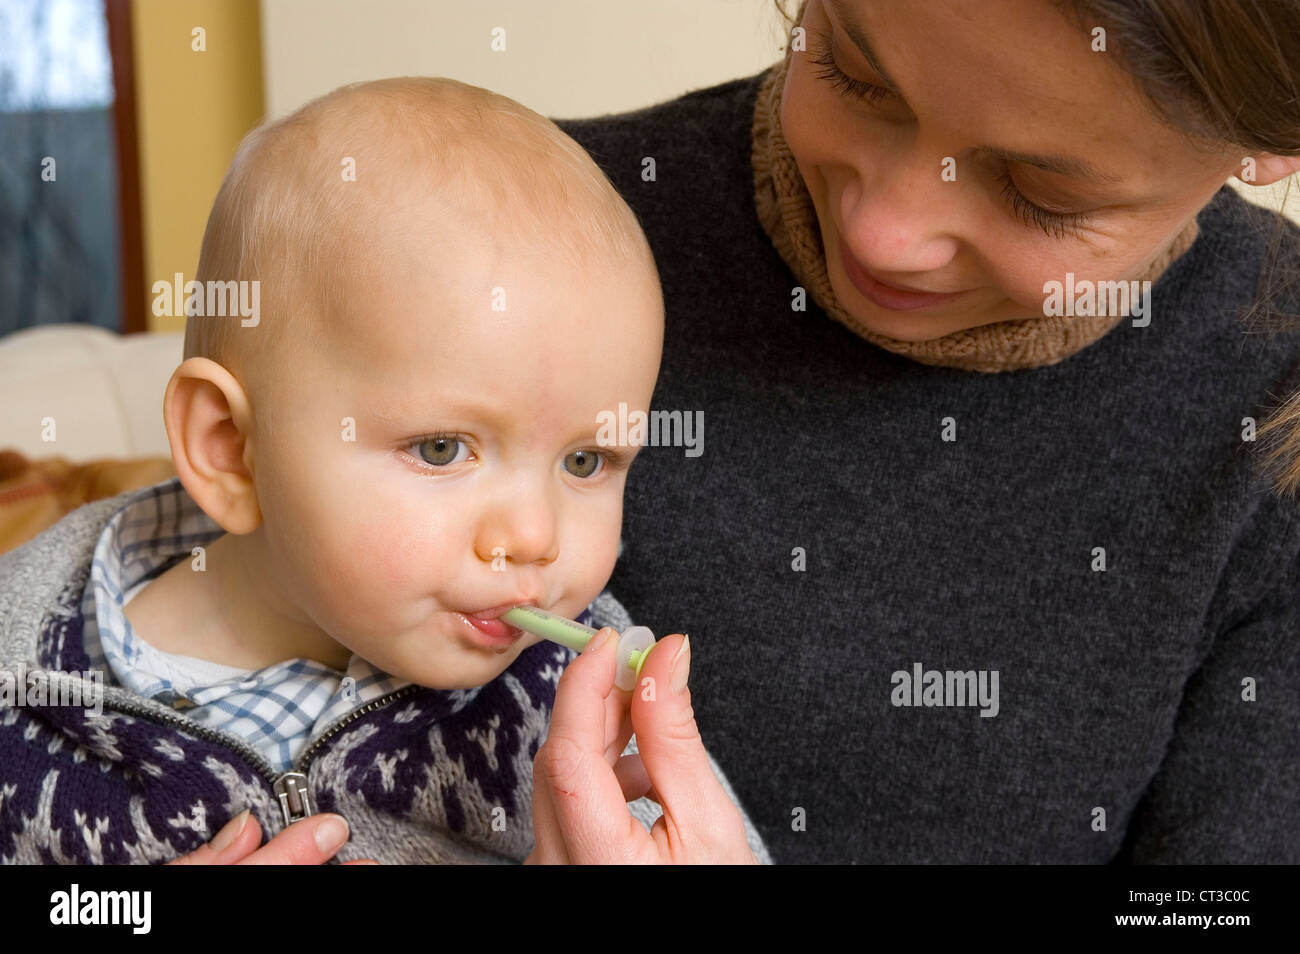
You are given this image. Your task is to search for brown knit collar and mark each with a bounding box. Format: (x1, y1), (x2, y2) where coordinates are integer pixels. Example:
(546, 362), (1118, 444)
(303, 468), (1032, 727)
(751, 51), (1201, 373)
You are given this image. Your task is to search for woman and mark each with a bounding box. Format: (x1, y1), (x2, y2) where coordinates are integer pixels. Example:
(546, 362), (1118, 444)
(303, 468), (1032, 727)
(189, 0), (1300, 863)
(539, 0), (1300, 864)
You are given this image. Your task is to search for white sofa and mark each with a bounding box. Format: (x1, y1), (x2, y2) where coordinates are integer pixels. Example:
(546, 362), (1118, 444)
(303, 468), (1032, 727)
(0, 325), (183, 461)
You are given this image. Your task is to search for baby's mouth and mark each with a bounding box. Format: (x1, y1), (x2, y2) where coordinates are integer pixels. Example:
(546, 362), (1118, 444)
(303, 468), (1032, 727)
(462, 603), (523, 620)
(456, 601), (538, 648)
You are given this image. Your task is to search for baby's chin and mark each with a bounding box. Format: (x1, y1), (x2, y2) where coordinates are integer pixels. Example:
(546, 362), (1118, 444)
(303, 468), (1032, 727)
(360, 634), (543, 692)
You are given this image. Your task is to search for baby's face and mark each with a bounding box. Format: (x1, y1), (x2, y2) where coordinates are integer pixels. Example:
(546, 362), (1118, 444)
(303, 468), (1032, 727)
(247, 219), (662, 689)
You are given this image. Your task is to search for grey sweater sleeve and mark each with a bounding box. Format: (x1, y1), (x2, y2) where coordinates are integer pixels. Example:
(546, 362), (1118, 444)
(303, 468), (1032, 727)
(1117, 506), (1300, 863)
(587, 589), (774, 864)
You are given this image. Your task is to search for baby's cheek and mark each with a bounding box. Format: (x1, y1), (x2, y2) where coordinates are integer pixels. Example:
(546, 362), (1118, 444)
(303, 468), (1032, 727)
(287, 511), (395, 615)
(342, 518), (434, 596)
(575, 521), (623, 594)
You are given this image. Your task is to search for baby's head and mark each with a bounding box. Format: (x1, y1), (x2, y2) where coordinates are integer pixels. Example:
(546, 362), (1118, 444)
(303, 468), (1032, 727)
(169, 77), (663, 689)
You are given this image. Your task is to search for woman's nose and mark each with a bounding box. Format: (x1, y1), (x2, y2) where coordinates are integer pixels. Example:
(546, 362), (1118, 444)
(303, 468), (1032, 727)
(841, 141), (960, 269)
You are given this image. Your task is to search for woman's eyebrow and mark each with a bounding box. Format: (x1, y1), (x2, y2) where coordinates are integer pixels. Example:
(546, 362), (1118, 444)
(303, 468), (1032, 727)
(823, 0), (904, 94)
(982, 146), (1125, 185)
(824, 0), (1122, 187)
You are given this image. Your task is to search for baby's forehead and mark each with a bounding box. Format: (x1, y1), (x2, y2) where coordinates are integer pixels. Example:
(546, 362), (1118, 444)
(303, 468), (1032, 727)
(326, 222), (648, 347)
(309, 248), (660, 441)
(309, 242), (657, 421)
(242, 78), (656, 360)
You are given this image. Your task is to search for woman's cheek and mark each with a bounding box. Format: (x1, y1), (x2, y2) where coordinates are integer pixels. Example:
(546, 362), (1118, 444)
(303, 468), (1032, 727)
(1003, 263), (1054, 316)
(781, 69), (836, 168)
(1011, 243), (1131, 318)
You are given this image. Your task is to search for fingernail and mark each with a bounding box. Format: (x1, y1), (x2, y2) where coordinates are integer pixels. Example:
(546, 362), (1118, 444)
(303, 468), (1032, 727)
(670, 635), (691, 694)
(583, 627), (616, 655)
(314, 815), (350, 855)
(210, 808), (250, 855)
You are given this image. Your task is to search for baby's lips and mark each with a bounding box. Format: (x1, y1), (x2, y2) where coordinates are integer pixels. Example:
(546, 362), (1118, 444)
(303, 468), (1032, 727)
(462, 599), (542, 621)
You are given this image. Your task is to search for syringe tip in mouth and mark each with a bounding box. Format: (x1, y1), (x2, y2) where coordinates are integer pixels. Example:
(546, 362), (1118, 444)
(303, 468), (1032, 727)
(500, 605), (597, 653)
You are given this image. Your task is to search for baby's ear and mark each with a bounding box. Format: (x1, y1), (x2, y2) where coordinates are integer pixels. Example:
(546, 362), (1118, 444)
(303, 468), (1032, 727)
(163, 357), (261, 534)
(1232, 153), (1300, 187)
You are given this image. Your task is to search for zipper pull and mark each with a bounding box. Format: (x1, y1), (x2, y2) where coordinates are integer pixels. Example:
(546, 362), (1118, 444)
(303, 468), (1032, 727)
(273, 771), (313, 828)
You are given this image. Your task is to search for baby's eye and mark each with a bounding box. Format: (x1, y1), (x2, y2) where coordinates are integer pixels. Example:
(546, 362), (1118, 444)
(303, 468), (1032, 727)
(414, 436), (469, 467)
(563, 449), (603, 479)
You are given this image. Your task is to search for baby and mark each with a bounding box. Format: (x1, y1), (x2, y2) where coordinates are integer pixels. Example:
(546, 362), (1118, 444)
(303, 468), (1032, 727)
(0, 77), (767, 864)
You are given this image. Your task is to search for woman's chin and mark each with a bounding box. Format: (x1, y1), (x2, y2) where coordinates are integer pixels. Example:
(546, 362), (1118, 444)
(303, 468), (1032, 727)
(839, 299), (966, 342)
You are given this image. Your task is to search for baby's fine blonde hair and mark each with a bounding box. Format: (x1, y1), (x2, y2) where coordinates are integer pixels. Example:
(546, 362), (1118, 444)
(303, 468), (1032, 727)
(185, 76), (653, 385)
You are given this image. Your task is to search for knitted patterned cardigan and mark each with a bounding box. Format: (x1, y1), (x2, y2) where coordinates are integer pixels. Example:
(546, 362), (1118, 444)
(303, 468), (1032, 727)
(0, 489), (773, 864)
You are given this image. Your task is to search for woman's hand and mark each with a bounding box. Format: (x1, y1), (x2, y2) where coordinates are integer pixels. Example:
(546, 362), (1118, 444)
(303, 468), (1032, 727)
(527, 627), (757, 864)
(168, 811), (378, 865)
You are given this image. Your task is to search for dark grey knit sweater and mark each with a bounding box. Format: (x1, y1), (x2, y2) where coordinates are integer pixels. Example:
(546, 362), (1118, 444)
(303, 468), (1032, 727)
(555, 69), (1300, 864)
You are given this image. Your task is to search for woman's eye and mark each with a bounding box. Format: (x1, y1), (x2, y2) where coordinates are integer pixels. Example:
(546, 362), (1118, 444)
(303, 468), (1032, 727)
(413, 436), (469, 467)
(995, 169), (1092, 240)
(811, 23), (1090, 242)
(811, 29), (891, 105)
(563, 449), (603, 479)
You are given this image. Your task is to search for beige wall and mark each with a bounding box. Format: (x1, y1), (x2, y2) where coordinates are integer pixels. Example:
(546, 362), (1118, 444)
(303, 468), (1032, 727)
(1239, 176), (1299, 226)
(258, 0), (791, 120)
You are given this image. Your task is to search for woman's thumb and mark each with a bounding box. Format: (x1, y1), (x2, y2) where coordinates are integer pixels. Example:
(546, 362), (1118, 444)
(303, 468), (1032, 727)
(630, 634), (725, 817)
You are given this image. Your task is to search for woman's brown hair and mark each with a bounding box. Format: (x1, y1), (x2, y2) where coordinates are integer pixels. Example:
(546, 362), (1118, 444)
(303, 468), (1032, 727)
(771, 0), (1300, 498)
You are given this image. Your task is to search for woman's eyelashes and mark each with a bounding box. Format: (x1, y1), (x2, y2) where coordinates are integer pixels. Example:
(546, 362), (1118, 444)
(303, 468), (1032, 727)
(808, 29), (1093, 240)
(810, 29), (891, 104)
(994, 169), (1091, 240)
(404, 434), (619, 478)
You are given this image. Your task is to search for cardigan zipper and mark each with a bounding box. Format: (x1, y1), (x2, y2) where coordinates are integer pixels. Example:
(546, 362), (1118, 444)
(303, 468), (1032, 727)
(99, 683), (420, 831)
(272, 685), (421, 825)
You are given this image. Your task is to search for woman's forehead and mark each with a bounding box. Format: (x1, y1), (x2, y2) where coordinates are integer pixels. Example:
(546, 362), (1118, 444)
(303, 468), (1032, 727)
(819, 0), (1227, 196)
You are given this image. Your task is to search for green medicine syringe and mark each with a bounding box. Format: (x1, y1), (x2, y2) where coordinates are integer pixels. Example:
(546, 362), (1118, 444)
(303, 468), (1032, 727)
(500, 606), (656, 691)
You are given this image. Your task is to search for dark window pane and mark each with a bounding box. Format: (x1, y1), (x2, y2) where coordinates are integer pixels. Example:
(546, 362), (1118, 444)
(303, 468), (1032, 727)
(0, 0), (121, 334)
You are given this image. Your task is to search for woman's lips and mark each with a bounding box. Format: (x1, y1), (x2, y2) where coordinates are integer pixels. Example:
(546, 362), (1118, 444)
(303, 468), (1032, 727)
(838, 237), (965, 313)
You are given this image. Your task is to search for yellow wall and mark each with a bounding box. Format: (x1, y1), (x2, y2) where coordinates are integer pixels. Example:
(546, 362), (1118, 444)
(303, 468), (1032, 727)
(133, 0), (265, 332)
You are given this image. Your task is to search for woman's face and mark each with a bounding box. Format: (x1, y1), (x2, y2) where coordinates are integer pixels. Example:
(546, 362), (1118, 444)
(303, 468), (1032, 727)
(783, 0), (1240, 341)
